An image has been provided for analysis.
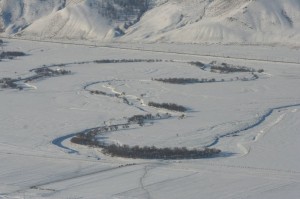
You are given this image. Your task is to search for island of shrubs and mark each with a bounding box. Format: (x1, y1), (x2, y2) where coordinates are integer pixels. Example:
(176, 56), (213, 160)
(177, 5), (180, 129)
(148, 101), (187, 112)
(0, 51), (26, 59)
(190, 61), (264, 74)
(210, 63), (255, 73)
(102, 144), (221, 159)
(71, 136), (221, 159)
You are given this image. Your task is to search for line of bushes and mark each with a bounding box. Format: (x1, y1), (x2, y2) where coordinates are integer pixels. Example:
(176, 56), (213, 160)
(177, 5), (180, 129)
(102, 144), (221, 159)
(190, 61), (264, 74)
(210, 63), (255, 73)
(154, 78), (218, 84)
(154, 78), (200, 84)
(94, 59), (162, 64)
(0, 51), (26, 59)
(70, 136), (221, 159)
(148, 102), (187, 112)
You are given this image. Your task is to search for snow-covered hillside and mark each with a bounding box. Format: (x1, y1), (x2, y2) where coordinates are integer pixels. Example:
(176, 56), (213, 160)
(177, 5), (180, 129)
(0, 0), (65, 34)
(125, 0), (300, 44)
(0, 0), (148, 40)
(1, 0), (300, 44)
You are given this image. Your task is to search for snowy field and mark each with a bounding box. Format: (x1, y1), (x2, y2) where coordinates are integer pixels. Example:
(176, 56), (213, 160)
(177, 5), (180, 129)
(1, 39), (300, 199)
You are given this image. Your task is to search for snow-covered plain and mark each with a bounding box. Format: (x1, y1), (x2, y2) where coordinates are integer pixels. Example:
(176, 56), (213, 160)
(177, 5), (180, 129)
(1, 39), (300, 199)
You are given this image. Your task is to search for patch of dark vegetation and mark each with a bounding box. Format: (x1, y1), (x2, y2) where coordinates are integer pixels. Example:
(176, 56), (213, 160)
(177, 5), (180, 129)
(1, 67), (71, 90)
(127, 113), (167, 125)
(210, 62), (255, 73)
(72, 113), (170, 142)
(190, 61), (264, 74)
(154, 78), (199, 84)
(154, 77), (216, 84)
(70, 113), (172, 152)
(30, 59), (164, 71)
(102, 144), (221, 159)
(148, 101), (187, 112)
(257, 69), (264, 73)
(34, 67), (71, 76)
(155, 61), (262, 85)
(190, 61), (206, 69)
(71, 136), (97, 146)
(24, 67), (71, 83)
(154, 75), (259, 84)
(71, 135), (221, 159)
(0, 78), (18, 89)
(89, 89), (132, 105)
(90, 0), (149, 30)
(90, 90), (108, 95)
(0, 51), (26, 59)
(93, 59), (163, 64)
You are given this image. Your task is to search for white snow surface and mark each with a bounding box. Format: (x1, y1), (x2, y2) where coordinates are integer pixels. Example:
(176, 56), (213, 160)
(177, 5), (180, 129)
(0, 38), (300, 198)
(1, 0), (300, 45)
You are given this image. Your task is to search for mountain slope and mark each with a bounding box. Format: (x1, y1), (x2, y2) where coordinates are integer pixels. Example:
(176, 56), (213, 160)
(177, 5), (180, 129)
(122, 0), (300, 44)
(1, 0), (300, 45)
(0, 0), (65, 34)
(0, 0), (148, 40)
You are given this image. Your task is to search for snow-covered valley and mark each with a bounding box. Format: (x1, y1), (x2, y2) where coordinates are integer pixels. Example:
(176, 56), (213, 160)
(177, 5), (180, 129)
(0, 38), (300, 198)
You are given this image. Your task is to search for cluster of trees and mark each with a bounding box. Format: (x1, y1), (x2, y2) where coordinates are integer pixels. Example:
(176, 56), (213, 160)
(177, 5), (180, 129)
(102, 144), (221, 159)
(34, 67), (71, 76)
(189, 61), (264, 74)
(127, 114), (157, 125)
(148, 102), (187, 112)
(71, 113), (165, 146)
(71, 113), (170, 147)
(189, 61), (206, 69)
(154, 78), (200, 84)
(89, 89), (131, 105)
(154, 74), (260, 85)
(70, 136), (98, 147)
(71, 136), (221, 159)
(90, 90), (108, 95)
(0, 51), (26, 59)
(94, 59), (162, 64)
(24, 67), (71, 83)
(1, 66), (72, 90)
(210, 63), (255, 73)
(154, 77), (218, 84)
(0, 78), (18, 89)
(71, 123), (130, 146)
(68, 113), (223, 160)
